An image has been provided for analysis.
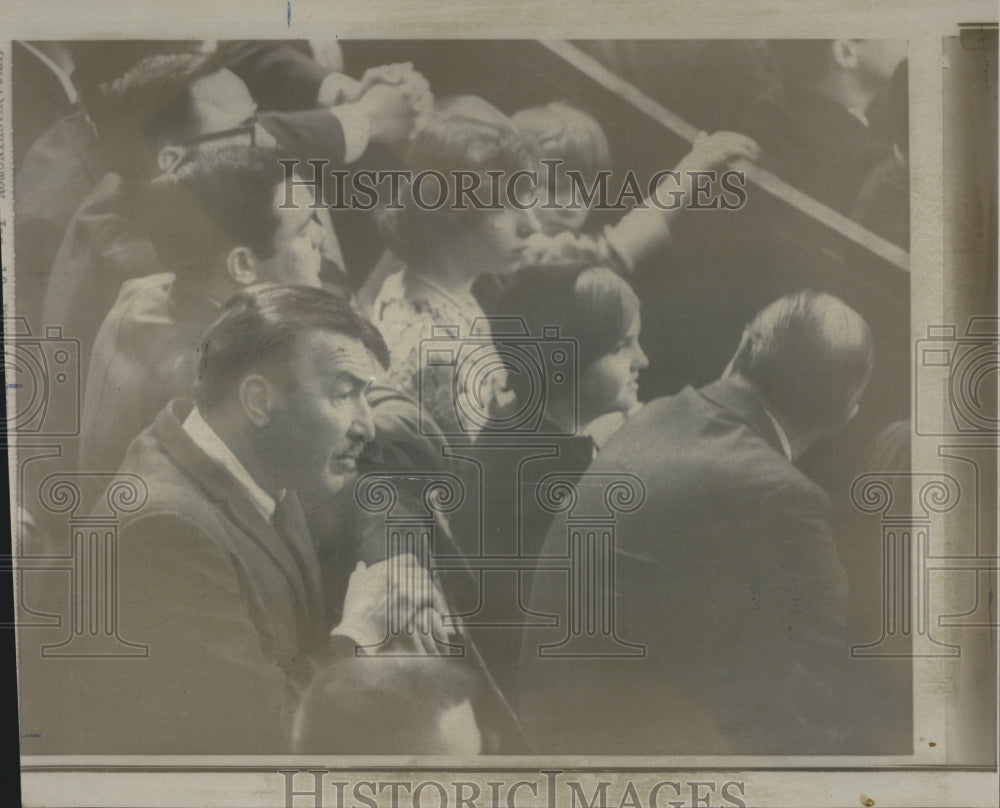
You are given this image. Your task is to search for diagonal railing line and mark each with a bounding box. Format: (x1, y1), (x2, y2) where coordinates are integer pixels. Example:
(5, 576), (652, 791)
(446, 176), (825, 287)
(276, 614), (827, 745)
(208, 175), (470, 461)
(540, 39), (910, 274)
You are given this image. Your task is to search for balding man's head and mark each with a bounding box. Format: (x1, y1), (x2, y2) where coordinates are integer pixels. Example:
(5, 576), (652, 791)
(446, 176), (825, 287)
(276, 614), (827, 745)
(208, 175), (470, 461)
(727, 290), (874, 433)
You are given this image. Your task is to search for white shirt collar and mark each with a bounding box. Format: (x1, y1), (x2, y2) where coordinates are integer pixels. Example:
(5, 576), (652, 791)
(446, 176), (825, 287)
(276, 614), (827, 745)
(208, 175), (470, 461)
(761, 407), (793, 462)
(182, 406), (282, 521)
(20, 42), (78, 105)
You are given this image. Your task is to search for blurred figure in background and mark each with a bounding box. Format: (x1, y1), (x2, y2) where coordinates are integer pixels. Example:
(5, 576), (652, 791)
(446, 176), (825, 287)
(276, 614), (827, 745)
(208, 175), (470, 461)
(13, 40), (203, 330)
(741, 39), (905, 213)
(851, 59), (909, 249)
(511, 100), (612, 237)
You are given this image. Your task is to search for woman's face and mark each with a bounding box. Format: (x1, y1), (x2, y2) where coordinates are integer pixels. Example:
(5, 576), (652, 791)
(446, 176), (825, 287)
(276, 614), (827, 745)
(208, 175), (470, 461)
(580, 313), (649, 419)
(466, 206), (541, 275)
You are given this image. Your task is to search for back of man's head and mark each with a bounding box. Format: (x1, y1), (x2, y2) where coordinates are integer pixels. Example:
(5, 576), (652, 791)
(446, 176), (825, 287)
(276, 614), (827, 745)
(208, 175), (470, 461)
(143, 145), (284, 280)
(91, 52), (222, 180)
(292, 656), (482, 754)
(728, 290), (874, 432)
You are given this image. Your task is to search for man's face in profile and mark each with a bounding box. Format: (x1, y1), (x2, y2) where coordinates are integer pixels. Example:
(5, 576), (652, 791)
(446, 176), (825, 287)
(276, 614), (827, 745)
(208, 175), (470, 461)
(263, 331), (377, 498)
(254, 182), (326, 288)
(855, 40), (906, 85)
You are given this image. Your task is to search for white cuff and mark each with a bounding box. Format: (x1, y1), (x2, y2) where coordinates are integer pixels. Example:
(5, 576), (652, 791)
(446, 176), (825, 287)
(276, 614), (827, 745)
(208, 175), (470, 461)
(317, 72), (358, 105)
(330, 622), (377, 649)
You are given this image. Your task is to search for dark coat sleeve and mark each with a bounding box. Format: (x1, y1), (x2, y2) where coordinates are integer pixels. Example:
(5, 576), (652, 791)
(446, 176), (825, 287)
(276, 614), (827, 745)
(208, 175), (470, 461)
(221, 41), (329, 111)
(260, 108), (347, 167)
(77, 511), (300, 754)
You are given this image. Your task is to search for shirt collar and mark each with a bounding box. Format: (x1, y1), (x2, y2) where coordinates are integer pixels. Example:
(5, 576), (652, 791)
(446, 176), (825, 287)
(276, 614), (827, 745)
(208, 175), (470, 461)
(761, 407), (793, 461)
(182, 406), (283, 521)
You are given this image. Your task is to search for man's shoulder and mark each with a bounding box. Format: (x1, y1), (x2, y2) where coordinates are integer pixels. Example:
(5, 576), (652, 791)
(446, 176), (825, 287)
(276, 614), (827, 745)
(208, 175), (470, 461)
(114, 409), (220, 530)
(599, 387), (819, 496)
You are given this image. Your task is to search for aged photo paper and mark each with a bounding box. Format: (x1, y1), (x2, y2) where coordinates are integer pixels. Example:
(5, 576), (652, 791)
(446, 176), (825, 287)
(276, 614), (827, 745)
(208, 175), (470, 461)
(0, 1), (997, 806)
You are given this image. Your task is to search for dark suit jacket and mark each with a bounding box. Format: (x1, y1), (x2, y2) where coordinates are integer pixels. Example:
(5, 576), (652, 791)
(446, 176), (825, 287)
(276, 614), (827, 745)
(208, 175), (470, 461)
(740, 83), (892, 214)
(519, 379), (852, 754)
(45, 399), (352, 754)
(221, 41), (330, 111)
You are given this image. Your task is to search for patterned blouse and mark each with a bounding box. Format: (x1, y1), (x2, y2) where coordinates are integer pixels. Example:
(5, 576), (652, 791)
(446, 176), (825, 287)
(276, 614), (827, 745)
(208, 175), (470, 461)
(372, 270), (510, 437)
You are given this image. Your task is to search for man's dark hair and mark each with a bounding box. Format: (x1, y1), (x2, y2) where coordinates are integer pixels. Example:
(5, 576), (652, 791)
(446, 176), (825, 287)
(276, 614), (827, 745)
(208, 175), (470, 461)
(90, 52), (224, 179)
(292, 656), (480, 754)
(729, 289), (874, 430)
(143, 145), (286, 278)
(194, 284), (390, 411)
(71, 41), (204, 111)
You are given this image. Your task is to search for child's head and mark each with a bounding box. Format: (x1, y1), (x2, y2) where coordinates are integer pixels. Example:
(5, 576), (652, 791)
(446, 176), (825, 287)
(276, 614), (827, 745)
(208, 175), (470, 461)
(512, 102), (611, 235)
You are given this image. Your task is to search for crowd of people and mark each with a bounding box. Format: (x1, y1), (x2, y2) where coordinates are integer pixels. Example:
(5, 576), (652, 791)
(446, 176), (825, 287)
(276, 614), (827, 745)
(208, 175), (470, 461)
(11, 39), (910, 756)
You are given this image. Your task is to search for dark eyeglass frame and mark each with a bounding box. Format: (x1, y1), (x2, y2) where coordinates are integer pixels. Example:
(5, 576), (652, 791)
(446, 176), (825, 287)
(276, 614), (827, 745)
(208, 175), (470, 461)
(176, 112), (259, 148)
(165, 113), (260, 175)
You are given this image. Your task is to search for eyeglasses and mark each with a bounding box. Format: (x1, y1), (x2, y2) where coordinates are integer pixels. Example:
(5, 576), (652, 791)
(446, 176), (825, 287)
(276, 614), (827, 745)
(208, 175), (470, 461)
(177, 111), (259, 148)
(165, 112), (259, 174)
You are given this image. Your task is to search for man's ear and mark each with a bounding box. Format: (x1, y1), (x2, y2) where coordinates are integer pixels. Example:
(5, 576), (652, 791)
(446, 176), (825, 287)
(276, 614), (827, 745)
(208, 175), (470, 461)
(226, 246), (261, 286)
(832, 39), (860, 71)
(238, 375), (276, 427)
(157, 146), (186, 173)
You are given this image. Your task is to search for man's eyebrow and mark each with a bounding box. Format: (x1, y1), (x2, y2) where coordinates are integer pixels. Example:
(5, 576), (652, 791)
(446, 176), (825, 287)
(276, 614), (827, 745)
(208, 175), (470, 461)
(326, 369), (372, 390)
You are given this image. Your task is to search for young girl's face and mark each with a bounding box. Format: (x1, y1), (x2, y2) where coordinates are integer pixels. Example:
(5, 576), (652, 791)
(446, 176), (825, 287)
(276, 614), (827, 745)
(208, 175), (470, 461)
(535, 166), (590, 235)
(580, 313), (649, 419)
(467, 206), (541, 274)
